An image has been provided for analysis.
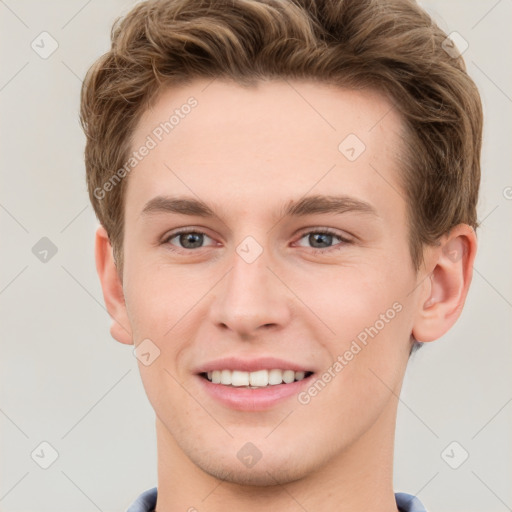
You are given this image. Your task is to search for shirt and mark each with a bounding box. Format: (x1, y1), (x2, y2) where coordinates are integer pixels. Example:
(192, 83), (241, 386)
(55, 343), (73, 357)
(126, 487), (427, 511)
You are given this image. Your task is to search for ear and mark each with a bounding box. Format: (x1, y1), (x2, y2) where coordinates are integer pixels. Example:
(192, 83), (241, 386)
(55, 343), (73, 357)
(412, 224), (477, 343)
(95, 225), (133, 345)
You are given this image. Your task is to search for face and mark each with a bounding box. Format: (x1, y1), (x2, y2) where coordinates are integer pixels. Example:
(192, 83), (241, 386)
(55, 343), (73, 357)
(119, 79), (426, 485)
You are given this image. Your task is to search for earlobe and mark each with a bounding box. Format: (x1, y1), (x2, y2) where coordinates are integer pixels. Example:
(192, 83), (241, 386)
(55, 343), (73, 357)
(95, 225), (133, 345)
(412, 225), (477, 343)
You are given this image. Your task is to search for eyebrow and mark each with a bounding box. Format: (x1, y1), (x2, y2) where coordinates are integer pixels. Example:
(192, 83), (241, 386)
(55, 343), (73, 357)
(140, 194), (378, 219)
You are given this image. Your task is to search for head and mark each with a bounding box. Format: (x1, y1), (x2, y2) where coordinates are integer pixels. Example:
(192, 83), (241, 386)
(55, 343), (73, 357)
(82, 0), (482, 486)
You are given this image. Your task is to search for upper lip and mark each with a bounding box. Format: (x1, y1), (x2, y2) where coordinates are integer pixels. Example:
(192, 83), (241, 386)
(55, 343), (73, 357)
(194, 357), (313, 374)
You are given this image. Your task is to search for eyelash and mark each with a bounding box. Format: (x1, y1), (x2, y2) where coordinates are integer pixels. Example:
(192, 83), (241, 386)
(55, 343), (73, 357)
(162, 227), (353, 254)
(296, 227), (353, 254)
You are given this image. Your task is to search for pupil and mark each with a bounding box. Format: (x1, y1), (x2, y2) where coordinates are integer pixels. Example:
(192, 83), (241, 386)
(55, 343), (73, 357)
(180, 232), (203, 249)
(310, 233), (332, 248)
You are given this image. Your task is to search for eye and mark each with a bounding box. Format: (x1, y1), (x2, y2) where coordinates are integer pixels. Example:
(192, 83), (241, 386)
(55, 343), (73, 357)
(295, 228), (351, 252)
(162, 227), (352, 253)
(163, 230), (216, 250)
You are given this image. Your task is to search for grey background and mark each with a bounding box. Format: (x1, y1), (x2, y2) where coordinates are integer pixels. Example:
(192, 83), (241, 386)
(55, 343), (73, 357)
(0, 0), (511, 511)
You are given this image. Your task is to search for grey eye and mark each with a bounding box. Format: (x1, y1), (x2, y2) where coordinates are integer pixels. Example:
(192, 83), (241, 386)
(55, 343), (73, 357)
(167, 231), (214, 249)
(307, 232), (335, 248)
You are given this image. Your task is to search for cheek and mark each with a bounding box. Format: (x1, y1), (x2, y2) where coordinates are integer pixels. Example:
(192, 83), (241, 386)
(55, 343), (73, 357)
(315, 264), (408, 339)
(123, 257), (189, 339)
(302, 309), (409, 443)
(123, 260), (201, 374)
(307, 261), (412, 395)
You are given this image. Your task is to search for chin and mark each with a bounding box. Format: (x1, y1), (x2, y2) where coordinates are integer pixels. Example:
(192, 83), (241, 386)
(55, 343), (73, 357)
(187, 447), (316, 487)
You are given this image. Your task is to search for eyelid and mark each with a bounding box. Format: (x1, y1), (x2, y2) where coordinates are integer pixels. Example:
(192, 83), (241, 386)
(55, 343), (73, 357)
(161, 226), (354, 252)
(162, 227), (218, 248)
(293, 226), (353, 251)
(294, 226), (353, 243)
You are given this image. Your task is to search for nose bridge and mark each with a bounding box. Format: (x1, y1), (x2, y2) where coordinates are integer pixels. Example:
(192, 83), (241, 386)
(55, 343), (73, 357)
(210, 237), (290, 335)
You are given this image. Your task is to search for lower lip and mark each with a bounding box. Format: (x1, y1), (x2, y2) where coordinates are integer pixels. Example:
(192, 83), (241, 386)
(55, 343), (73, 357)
(197, 374), (314, 411)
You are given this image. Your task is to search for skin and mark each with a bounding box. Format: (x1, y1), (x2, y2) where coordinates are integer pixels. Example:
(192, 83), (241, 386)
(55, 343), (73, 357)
(95, 79), (477, 511)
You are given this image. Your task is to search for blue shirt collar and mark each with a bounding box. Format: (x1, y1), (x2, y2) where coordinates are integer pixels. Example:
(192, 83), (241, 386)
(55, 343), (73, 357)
(127, 487), (427, 512)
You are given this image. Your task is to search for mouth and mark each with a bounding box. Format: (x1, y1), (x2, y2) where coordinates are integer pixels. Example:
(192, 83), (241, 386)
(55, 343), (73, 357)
(194, 358), (316, 411)
(199, 369), (314, 388)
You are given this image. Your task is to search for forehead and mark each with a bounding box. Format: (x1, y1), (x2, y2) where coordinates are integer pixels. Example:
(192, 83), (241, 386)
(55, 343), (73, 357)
(126, 79), (407, 223)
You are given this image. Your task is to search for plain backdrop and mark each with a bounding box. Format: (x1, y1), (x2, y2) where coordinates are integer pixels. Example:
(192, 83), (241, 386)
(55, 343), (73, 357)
(1, 1), (511, 511)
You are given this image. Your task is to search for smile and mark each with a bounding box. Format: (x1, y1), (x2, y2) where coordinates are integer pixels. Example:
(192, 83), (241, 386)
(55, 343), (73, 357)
(201, 369), (313, 388)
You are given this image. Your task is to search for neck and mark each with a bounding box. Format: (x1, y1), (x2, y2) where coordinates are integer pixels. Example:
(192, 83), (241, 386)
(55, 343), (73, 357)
(154, 398), (400, 512)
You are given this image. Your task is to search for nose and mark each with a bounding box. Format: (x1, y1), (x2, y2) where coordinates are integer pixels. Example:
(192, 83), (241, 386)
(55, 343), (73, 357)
(208, 245), (292, 338)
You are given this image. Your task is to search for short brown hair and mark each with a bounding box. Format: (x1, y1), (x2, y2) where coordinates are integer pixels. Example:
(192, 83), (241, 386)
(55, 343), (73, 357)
(80, 0), (483, 272)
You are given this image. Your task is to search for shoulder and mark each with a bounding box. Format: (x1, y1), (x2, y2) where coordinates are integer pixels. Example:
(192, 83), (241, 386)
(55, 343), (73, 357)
(126, 487), (157, 512)
(126, 488), (427, 512)
(395, 492), (428, 512)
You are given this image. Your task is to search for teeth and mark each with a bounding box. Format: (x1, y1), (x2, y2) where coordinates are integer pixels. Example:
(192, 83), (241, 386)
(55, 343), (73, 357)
(282, 370), (295, 384)
(268, 369), (283, 385)
(204, 369), (309, 387)
(231, 370), (250, 387)
(249, 369), (268, 387)
(220, 369), (232, 385)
